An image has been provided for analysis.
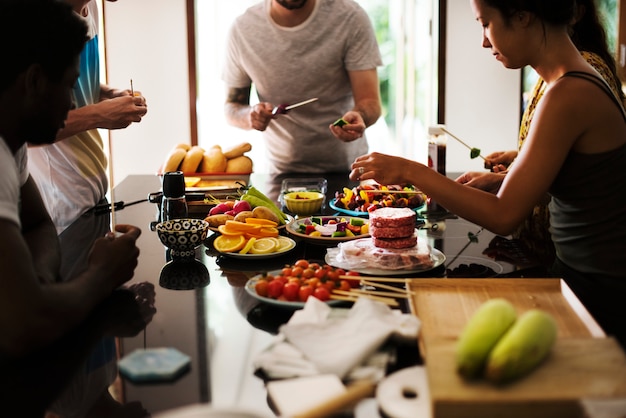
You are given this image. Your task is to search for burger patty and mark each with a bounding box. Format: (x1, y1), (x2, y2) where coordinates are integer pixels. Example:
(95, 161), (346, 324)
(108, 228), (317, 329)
(370, 224), (415, 239)
(373, 233), (418, 249)
(369, 207), (416, 228)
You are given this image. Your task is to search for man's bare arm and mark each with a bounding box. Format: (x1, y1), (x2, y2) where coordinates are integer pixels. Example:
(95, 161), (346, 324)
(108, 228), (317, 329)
(225, 86), (253, 130)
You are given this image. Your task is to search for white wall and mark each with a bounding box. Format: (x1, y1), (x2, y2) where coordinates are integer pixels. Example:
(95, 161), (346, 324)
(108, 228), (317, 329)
(103, 0), (191, 185)
(444, 2), (520, 174)
(102, 0), (521, 183)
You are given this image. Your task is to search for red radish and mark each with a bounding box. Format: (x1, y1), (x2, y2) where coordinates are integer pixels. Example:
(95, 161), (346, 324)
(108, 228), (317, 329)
(232, 200), (252, 214)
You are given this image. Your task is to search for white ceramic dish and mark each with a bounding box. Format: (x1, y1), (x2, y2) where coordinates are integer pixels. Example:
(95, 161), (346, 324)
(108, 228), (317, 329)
(286, 216), (370, 243)
(245, 272), (346, 308)
(324, 248), (445, 276)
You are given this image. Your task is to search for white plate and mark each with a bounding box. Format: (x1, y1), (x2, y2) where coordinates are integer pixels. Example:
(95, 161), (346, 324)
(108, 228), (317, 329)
(325, 248), (445, 276)
(215, 236), (296, 259)
(286, 216), (370, 243)
(245, 272), (346, 308)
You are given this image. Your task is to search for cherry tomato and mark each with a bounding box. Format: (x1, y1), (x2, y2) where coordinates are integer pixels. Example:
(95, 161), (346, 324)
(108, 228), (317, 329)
(306, 277), (320, 289)
(291, 266), (304, 277)
(288, 277), (302, 285)
(314, 267), (327, 280)
(255, 279), (269, 297)
(294, 259), (309, 269)
(267, 280), (283, 299)
(283, 282), (300, 301)
(320, 280), (336, 292)
(344, 270), (361, 287)
(308, 262), (321, 271)
(302, 268), (315, 279)
(338, 280), (351, 292)
(298, 285), (314, 302)
(281, 267), (293, 277)
(313, 287), (330, 301)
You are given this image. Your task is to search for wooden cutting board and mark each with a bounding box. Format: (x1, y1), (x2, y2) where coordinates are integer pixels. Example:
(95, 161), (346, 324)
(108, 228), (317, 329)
(408, 278), (626, 418)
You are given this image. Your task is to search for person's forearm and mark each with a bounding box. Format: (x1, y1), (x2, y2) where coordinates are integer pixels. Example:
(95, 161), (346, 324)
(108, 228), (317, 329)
(54, 105), (103, 141)
(11, 271), (112, 356)
(225, 102), (253, 130)
(353, 98), (381, 127)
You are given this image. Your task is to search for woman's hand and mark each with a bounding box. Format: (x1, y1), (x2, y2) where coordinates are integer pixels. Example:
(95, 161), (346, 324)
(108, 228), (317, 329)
(455, 171), (506, 194)
(349, 152), (415, 184)
(483, 150), (517, 171)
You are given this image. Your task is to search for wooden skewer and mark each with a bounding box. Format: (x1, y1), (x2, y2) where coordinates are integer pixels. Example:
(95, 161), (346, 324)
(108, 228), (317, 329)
(339, 275), (415, 284)
(293, 379), (376, 418)
(440, 127), (486, 161)
(330, 293), (398, 307)
(346, 288), (410, 299)
(108, 128), (116, 229)
(332, 289), (398, 306)
(360, 280), (415, 296)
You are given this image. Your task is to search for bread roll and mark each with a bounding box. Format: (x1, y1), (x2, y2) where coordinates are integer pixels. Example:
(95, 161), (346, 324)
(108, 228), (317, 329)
(180, 145), (204, 173)
(200, 147), (228, 173)
(225, 155), (253, 173)
(223, 142), (252, 159)
(162, 147), (187, 173)
(175, 142), (191, 151)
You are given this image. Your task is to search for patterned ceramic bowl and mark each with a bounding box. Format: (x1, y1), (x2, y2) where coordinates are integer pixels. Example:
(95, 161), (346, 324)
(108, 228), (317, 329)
(156, 218), (209, 259)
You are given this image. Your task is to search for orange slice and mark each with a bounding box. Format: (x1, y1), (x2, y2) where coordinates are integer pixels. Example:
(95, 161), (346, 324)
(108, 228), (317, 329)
(225, 220), (262, 232)
(245, 218), (279, 227)
(214, 234), (246, 253)
(217, 225), (245, 236)
(257, 227), (279, 237)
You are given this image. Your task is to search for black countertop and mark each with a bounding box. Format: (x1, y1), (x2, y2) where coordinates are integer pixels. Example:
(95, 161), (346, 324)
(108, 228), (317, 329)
(64, 173), (544, 415)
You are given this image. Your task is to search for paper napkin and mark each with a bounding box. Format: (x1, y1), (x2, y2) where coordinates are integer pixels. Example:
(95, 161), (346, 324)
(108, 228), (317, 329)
(253, 297), (420, 380)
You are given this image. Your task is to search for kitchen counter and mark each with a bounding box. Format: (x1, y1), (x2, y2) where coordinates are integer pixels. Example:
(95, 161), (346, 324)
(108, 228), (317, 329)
(73, 172), (549, 415)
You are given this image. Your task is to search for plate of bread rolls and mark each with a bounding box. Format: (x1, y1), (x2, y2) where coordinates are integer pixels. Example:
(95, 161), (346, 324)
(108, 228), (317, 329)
(159, 142), (253, 191)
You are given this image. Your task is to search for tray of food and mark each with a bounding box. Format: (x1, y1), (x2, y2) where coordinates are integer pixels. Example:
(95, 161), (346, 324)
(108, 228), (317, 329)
(330, 183), (426, 216)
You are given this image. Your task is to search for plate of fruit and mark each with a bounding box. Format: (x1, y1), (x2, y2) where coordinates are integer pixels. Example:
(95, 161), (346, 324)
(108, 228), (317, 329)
(212, 218), (296, 259)
(244, 260), (362, 308)
(330, 183), (426, 217)
(286, 216), (370, 243)
(204, 186), (293, 231)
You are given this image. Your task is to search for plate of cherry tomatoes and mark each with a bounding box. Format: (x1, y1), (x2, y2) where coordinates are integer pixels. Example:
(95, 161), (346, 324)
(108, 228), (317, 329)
(244, 259), (361, 308)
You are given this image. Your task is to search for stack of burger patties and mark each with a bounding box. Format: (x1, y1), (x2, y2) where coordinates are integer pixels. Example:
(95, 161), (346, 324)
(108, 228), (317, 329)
(369, 207), (417, 249)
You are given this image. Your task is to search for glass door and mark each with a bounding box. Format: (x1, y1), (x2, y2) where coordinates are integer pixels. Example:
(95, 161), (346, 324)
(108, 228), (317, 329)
(193, 0), (439, 172)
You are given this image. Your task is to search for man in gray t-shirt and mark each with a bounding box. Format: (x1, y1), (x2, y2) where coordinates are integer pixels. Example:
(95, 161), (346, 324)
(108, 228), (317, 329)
(223, 0), (383, 175)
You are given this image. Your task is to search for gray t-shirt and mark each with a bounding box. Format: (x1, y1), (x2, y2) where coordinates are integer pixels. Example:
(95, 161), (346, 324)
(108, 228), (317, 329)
(223, 0), (383, 175)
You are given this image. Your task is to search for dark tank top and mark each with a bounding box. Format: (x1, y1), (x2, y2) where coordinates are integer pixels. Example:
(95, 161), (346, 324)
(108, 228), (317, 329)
(549, 71), (626, 278)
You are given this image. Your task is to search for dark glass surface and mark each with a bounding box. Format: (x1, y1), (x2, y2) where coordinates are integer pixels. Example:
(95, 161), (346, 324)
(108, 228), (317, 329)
(104, 173), (542, 415)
